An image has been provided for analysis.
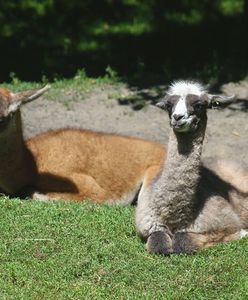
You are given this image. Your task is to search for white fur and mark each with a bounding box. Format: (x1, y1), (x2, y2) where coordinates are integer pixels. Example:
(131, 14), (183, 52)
(167, 81), (206, 97)
(240, 229), (248, 238)
(173, 96), (188, 117)
(7, 101), (21, 114)
(32, 192), (49, 201)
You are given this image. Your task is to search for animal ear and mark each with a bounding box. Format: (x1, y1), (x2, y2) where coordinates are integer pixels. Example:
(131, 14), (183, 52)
(207, 94), (236, 109)
(156, 96), (169, 110)
(8, 84), (50, 113)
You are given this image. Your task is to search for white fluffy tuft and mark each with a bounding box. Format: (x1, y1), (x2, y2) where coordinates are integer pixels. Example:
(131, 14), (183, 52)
(167, 80), (207, 96)
(240, 229), (248, 239)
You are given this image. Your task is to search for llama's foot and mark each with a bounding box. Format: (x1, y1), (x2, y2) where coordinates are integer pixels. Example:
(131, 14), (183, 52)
(172, 232), (198, 254)
(146, 231), (173, 255)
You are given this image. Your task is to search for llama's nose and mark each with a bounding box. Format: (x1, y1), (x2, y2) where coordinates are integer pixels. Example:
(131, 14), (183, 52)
(173, 113), (184, 121)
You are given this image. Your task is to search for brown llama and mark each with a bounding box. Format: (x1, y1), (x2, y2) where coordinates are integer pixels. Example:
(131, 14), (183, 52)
(0, 85), (165, 203)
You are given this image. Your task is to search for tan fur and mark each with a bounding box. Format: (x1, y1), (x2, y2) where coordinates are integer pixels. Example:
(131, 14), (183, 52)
(0, 88), (11, 98)
(204, 157), (248, 194)
(173, 230), (242, 253)
(0, 86), (166, 203)
(27, 129), (165, 202)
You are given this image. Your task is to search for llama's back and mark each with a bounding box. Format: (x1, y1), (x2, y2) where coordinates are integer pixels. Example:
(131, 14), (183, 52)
(26, 129), (166, 202)
(199, 157), (248, 229)
(202, 157), (248, 194)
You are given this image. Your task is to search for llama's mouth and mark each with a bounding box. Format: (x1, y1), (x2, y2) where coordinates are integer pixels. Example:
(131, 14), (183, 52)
(172, 122), (190, 132)
(171, 117), (198, 132)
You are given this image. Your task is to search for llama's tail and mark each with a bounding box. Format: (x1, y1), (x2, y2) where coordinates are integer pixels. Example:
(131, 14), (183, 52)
(172, 230), (246, 253)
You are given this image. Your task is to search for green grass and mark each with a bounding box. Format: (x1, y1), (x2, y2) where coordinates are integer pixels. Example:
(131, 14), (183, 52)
(1, 68), (121, 102)
(1, 197), (248, 300)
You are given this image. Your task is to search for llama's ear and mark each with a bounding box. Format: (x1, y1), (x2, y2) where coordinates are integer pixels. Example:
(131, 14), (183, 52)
(156, 101), (166, 110)
(156, 96), (169, 110)
(8, 84), (50, 113)
(208, 94), (236, 108)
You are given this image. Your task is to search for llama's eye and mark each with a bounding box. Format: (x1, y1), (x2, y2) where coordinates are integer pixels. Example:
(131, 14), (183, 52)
(193, 103), (203, 109)
(165, 102), (173, 110)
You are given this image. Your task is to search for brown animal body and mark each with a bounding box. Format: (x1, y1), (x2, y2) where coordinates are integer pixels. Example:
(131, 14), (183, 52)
(0, 85), (165, 203)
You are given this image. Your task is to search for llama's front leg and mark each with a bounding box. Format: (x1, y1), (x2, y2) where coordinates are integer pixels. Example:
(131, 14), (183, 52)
(172, 230), (247, 254)
(136, 190), (173, 255)
(146, 230), (173, 255)
(172, 232), (201, 254)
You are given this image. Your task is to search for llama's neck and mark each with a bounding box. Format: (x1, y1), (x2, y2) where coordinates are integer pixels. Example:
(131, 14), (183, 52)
(0, 111), (37, 195)
(153, 118), (207, 231)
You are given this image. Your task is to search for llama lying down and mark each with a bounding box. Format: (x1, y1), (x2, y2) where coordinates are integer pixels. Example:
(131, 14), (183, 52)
(136, 80), (248, 254)
(0, 85), (165, 202)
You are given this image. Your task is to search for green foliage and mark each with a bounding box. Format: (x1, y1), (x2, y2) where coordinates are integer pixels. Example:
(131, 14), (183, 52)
(105, 65), (119, 81)
(0, 69), (121, 103)
(219, 0), (244, 15)
(0, 0), (247, 84)
(0, 197), (248, 299)
(9, 72), (21, 86)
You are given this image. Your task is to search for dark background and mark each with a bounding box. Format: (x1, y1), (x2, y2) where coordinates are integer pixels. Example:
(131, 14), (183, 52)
(0, 0), (247, 86)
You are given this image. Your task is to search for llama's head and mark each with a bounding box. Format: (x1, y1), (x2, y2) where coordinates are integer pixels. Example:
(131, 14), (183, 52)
(156, 80), (235, 133)
(0, 85), (50, 129)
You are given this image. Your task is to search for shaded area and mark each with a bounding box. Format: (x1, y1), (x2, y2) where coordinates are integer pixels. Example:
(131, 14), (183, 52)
(17, 173), (78, 199)
(36, 172), (78, 193)
(229, 99), (248, 112)
(118, 85), (165, 110)
(0, 1), (247, 87)
(118, 89), (248, 112)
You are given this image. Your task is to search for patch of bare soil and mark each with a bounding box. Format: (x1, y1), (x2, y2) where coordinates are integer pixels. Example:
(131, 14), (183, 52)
(22, 80), (248, 165)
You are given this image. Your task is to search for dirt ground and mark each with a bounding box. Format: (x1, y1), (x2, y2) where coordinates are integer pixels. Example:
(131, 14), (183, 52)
(22, 79), (248, 165)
